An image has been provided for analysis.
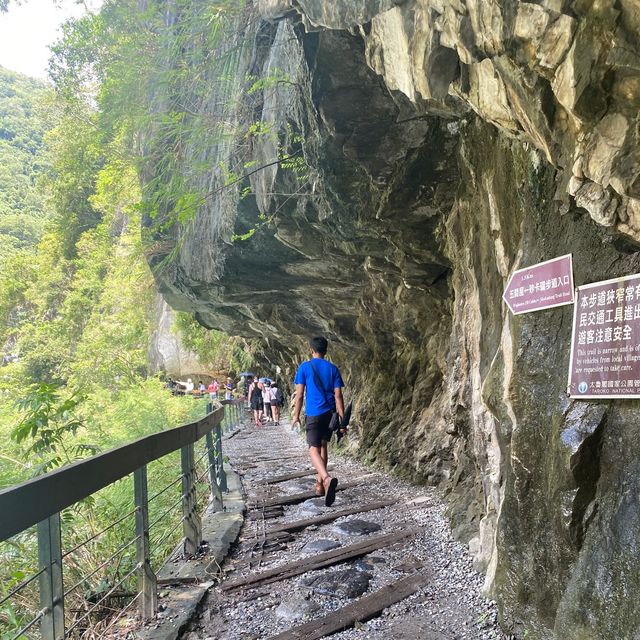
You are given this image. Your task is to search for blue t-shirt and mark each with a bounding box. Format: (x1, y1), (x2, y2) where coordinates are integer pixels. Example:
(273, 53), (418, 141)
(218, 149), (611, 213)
(294, 358), (344, 416)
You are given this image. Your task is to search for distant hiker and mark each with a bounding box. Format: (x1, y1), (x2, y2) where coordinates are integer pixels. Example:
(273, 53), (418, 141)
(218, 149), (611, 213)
(185, 378), (194, 393)
(225, 377), (233, 400)
(208, 379), (219, 401)
(291, 336), (345, 506)
(262, 380), (272, 424)
(249, 378), (264, 426)
(244, 376), (253, 407)
(198, 381), (206, 394)
(270, 382), (283, 425)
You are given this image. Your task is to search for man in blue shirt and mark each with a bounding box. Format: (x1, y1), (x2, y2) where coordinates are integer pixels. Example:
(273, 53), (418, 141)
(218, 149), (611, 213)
(291, 336), (345, 506)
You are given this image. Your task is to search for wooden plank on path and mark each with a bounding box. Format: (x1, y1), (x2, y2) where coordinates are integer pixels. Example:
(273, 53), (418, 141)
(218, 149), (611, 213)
(248, 480), (361, 509)
(220, 528), (416, 593)
(266, 499), (395, 538)
(265, 466), (334, 484)
(267, 573), (428, 640)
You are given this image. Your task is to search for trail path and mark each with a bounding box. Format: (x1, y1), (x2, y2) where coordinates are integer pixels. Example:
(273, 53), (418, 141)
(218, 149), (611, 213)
(183, 417), (508, 640)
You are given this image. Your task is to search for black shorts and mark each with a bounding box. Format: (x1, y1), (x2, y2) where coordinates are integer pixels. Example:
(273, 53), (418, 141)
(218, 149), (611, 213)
(305, 411), (333, 448)
(250, 398), (263, 410)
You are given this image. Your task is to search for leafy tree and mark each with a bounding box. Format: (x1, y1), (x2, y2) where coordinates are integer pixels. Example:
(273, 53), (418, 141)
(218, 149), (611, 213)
(11, 382), (95, 475)
(0, 67), (53, 257)
(174, 312), (254, 374)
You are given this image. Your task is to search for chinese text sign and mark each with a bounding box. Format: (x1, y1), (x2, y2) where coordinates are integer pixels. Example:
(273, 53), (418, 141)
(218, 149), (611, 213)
(568, 273), (640, 398)
(503, 254), (574, 315)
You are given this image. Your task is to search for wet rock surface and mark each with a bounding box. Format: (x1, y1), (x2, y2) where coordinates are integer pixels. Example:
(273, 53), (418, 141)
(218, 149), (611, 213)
(302, 538), (341, 553)
(302, 567), (373, 599)
(332, 518), (382, 536)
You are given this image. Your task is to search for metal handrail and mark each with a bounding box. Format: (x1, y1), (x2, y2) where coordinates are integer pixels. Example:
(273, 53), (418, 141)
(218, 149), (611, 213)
(0, 406), (224, 542)
(0, 401), (246, 640)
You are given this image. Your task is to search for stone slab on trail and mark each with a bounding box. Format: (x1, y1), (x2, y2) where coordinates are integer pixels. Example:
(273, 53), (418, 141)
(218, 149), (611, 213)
(333, 518), (382, 536)
(302, 567), (373, 598)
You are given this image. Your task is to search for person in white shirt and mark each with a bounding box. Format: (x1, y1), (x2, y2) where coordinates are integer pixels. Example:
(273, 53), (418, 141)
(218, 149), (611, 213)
(262, 381), (272, 423)
(269, 383), (282, 425)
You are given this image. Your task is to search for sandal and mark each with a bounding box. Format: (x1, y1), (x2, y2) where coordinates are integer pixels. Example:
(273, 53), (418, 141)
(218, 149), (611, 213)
(314, 480), (325, 496)
(323, 476), (338, 507)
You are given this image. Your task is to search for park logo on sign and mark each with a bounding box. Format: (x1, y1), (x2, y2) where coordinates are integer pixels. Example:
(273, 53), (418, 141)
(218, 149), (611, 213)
(568, 273), (640, 399)
(503, 254), (574, 315)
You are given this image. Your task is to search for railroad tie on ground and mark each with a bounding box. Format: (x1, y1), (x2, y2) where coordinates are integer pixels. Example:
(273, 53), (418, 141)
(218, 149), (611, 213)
(263, 466), (335, 484)
(265, 499), (395, 539)
(220, 527), (417, 593)
(248, 479), (364, 509)
(266, 573), (428, 640)
(247, 506), (284, 521)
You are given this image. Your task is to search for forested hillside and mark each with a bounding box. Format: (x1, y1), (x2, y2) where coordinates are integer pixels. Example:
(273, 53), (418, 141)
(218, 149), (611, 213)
(0, 45), (252, 636)
(0, 60), (251, 489)
(0, 66), (51, 256)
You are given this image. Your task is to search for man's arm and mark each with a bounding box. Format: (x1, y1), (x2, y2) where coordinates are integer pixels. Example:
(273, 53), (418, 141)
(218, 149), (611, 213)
(334, 387), (344, 420)
(291, 383), (305, 425)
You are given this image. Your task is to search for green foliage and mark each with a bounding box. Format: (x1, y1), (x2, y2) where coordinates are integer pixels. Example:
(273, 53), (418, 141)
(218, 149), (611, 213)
(0, 66), (53, 257)
(173, 311), (254, 373)
(11, 383), (92, 474)
(0, 4), (262, 634)
(43, 110), (104, 258)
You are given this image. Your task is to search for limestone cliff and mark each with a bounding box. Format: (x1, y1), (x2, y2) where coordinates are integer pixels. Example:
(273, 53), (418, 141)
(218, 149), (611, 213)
(143, 1), (640, 637)
(147, 296), (212, 379)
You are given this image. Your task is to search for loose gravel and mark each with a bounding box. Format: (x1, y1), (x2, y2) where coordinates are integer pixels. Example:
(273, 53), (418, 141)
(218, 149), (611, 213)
(184, 416), (511, 640)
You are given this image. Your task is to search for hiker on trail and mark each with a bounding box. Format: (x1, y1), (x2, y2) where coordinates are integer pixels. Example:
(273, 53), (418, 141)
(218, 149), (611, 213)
(269, 381), (283, 425)
(291, 336), (345, 507)
(249, 378), (264, 426)
(208, 379), (220, 401)
(224, 377), (234, 400)
(262, 380), (272, 424)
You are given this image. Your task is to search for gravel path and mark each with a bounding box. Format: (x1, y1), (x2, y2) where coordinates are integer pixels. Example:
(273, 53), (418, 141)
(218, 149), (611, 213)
(183, 416), (509, 640)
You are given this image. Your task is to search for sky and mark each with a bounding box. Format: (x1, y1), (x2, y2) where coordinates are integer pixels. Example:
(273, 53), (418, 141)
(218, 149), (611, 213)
(0, 0), (100, 79)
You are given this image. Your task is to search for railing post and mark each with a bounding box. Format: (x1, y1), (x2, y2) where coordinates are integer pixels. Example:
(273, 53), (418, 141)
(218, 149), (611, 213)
(216, 423), (228, 493)
(134, 466), (157, 619)
(38, 513), (64, 640)
(206, 431), (223, 511)
(181, 443), (202, 556)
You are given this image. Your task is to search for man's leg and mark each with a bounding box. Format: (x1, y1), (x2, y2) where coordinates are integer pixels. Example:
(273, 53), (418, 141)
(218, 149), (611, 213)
(312, 442), (329, 483)
(309, 445), (329, 483)
(307, 415), (338, 505)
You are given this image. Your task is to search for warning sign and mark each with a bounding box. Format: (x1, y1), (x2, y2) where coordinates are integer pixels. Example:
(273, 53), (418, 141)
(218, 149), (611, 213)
(568, 273), (640, 398)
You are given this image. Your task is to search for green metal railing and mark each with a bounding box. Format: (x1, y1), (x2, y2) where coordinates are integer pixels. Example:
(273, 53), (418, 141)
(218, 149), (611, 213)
(0, 398), (245, 639)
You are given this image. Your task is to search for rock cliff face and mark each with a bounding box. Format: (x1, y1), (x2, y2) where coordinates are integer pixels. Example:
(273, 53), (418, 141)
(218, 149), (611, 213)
(144, 1), (640, 637)
(147, 296), (211, 378)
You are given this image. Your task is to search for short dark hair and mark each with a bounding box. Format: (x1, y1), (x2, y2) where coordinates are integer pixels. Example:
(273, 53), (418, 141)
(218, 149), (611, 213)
(309, 336), (328, 355)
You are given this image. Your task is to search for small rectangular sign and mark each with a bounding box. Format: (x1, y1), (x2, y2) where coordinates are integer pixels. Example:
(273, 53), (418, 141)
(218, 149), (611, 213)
(503, 254), (574, 314)
(568, 273), (640, 399)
